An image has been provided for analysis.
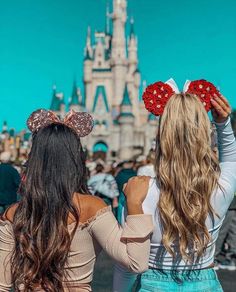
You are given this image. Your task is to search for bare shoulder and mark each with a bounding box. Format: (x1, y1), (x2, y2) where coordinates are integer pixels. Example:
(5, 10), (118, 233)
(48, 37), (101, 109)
(77, 194), (108, 223)
(2, 203), (19, 223)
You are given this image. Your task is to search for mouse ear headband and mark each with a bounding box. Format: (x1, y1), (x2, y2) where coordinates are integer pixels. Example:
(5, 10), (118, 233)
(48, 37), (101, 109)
(27, 109), (94, 137)
(142, 78), (221, 116)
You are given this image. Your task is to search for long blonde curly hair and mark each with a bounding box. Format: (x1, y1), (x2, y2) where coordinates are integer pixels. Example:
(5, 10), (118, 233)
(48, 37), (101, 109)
(155, 93), (220, 264)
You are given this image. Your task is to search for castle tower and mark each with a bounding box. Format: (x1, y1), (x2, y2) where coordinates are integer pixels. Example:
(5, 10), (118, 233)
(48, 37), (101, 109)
(127, 17), (141, 125)
(49, 0), (147, 160)
(118, 84), (135, 160)
(127, 17), (138, 73)
(145, 113), (158, 154)
(83, 47), (93, 111)
(111, 0), (128, 107)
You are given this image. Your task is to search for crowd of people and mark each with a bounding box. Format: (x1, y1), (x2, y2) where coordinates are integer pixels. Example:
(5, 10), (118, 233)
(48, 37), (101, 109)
(0, 83), (236, 291)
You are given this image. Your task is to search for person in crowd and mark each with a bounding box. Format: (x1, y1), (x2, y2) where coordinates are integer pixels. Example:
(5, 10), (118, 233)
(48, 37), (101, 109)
(115, 160), (137, 194)
(0, 109), (153, 292)
(215, 195), (236, 270)
(137, 150), (156, 178)
(0, 152), (20, 213)
(88, 162), (119, 210)
(134, 155), (146, 172)
(115, 160), (137, 223)
(113, 80), (235, 291)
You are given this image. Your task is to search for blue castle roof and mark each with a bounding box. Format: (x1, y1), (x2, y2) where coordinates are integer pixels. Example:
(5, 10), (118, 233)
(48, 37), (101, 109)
(50, 87), (63, 111)
(121, 85), (132, 106)
(70, 80), (80, 106)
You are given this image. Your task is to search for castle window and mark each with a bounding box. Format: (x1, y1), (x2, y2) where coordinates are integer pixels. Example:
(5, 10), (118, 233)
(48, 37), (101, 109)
(98, 61), (102, 66)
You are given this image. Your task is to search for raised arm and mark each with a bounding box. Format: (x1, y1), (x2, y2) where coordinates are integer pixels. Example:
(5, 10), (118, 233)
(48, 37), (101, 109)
(211, 95), (236, 162)
(214, 118), (236, 162)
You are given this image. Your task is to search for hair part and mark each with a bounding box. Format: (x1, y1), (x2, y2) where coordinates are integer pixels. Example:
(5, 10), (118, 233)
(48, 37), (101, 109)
(155, 93), (220, 264)
(11, 123), (89, 291)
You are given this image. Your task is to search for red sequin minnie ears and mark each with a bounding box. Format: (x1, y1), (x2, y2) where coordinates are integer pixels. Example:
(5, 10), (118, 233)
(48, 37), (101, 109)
(142, 79), (221, 116)
(27, 109), (94, 137)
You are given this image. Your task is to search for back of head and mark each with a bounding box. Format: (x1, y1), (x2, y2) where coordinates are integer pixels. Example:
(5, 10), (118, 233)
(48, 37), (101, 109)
(96, 163), (105, 173)
(0, 151), (11, 163)
(155, 93), (220, 264)
(12, 123), (88, 291)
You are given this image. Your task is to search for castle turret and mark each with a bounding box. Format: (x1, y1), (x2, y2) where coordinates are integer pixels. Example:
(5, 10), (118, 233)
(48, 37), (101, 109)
(2, 121), (8, 134)
(50, 85), (65, 117)
(119, 85), (135, 160)
(69, 79), (82, 111)
(111, 0), (128, 107)
(128, 17), (138, 71)
(105, 3), (112, 50)
(111, 0), (127, 61)
(83, 46), (93, 111)
(85, 26), (93, 58)
(144, 113), (157, 154)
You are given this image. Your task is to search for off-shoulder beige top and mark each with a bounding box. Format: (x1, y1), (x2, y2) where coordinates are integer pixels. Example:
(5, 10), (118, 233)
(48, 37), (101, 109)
(0, 198), (153, 291)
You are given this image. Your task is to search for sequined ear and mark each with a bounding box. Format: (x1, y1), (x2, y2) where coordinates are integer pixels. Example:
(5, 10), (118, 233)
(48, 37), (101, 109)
(142, 81), (175, 116)
(27, 109), (60, 133)
(64, 111), (94, 137)
(185, 79), (221, 112)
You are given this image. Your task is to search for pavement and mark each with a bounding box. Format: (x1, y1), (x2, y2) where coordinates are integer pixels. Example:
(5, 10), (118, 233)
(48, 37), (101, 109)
(93, 252), (236, 292)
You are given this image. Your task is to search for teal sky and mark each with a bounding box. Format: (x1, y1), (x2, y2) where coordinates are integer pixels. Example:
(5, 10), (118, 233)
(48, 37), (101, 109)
(0, 0), (236, 131)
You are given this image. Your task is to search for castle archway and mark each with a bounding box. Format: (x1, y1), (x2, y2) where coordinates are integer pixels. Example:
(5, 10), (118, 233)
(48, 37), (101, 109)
(92, 141), (108, 160)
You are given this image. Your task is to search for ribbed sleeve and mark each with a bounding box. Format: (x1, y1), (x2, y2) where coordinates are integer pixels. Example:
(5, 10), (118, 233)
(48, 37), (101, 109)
(121, 214), (153, 239)
(0, 220), (14, 291)
(87, 207), (153, 273)
(214, 117), (236, 162)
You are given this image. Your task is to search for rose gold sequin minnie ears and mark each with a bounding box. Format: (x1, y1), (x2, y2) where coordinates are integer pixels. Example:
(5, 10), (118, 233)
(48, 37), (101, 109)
(63, 110), (94, 137)
(27, 109), (94, 137)
(142, 78), (221, 116)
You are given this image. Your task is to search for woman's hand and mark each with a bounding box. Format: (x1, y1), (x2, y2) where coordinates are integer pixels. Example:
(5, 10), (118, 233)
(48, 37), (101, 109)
(123, 176), (151, 215)
(211, 95), (231, 123)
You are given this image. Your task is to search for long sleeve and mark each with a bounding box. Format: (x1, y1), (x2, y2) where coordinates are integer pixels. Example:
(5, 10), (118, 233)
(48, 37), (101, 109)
(87, 206), (153, 274)
(214, 117), (236, 162)
(0, 220), (14, 291)
(211, 118), (236, 217)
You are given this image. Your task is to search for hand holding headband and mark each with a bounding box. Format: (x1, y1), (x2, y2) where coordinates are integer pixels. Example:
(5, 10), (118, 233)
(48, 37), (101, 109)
(27, 109), (94, 137)
(142, 78), (221, 116)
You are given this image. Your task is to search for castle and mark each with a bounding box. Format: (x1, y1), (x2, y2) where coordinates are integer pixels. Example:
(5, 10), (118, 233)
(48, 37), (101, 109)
(50, 0), (157, 160)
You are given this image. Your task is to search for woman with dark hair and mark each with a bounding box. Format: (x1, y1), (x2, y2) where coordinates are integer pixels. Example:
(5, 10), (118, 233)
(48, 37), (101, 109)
(114, 79), (236, 291)
(0, 109), (153, 291)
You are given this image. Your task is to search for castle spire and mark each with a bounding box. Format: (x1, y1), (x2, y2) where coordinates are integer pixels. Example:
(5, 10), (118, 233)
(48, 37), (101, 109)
(105, 2), (111, 35)
(50, 85), (59, 111)
(70, 79), (80, 106)
(130, 16), (135, 39)
(84, 26), (93, 59)
(86, 26), (91, 48)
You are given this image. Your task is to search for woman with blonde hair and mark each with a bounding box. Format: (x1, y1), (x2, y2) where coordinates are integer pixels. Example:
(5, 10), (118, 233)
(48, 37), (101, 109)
(114, 79), (236, 291)
(0, 109), (153, 291)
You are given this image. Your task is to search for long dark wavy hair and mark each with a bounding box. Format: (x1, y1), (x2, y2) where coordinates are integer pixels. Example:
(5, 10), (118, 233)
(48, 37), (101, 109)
(11, 124), (89, 291)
